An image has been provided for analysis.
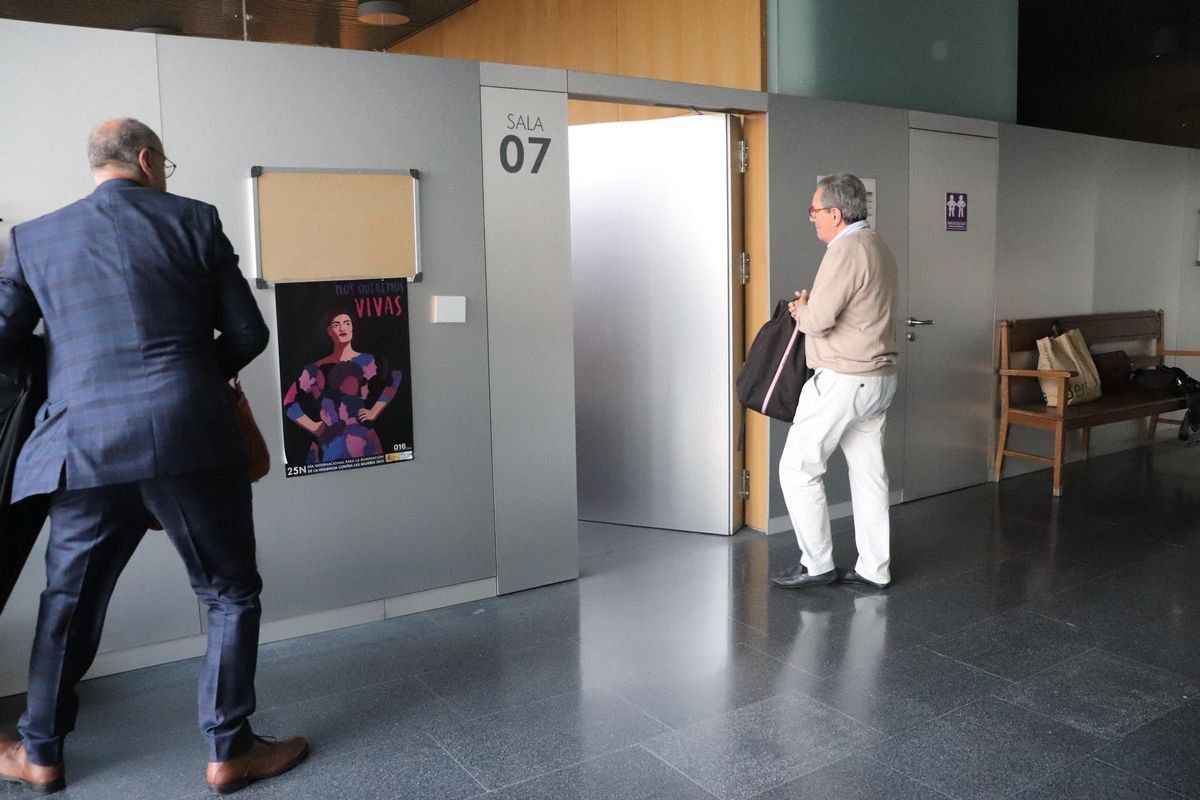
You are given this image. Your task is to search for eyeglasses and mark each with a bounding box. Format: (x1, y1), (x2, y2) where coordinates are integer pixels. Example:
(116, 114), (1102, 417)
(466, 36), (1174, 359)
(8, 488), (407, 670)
(808, 206), (835, 220)
(147, 148), (176, 178)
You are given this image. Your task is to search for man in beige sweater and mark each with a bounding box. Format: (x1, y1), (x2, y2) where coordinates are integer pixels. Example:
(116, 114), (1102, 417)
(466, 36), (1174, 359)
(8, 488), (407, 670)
(772, 173), (899, 590)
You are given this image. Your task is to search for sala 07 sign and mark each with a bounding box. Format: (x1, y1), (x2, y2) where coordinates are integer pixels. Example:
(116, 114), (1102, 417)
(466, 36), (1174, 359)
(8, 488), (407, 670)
(501, 113), (551, 175)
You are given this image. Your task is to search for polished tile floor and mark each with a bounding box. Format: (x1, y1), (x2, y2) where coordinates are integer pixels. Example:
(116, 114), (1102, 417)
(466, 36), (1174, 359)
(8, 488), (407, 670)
(3, 444), (1200, 799)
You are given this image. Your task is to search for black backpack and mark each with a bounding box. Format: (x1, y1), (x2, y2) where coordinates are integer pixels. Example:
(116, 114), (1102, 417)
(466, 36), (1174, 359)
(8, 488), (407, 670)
(737, 300), (811, 423)
(1132, 365), (1200, 441)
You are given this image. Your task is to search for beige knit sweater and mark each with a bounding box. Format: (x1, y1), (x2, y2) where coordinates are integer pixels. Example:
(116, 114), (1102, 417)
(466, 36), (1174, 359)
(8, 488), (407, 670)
(795, 228), (898, 376)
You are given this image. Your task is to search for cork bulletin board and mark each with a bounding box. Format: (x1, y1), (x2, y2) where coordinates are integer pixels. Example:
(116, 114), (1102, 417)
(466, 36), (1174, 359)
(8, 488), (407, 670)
(251, 167), (422, 285)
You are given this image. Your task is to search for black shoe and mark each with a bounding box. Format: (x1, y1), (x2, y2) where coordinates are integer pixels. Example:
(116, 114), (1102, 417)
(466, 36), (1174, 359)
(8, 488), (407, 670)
(835, 567), (889, 590)
(772, 564), (835, 588)
(771, 562), (806, 582)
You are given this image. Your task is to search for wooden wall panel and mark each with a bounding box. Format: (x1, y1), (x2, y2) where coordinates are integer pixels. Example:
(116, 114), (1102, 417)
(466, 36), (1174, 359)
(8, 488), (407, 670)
(568, 99), (618, 126)
(390, 0), (763, 92)
(615, 0), (762, 90)
(392, 0), (618, 74)
(615, 105), (692, 123)
(393, 21), (444, 57)
(743, 112), (769, 531)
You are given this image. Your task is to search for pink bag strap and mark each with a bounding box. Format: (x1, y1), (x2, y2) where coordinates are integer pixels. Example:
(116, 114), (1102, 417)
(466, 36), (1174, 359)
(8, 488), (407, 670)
(761, 322), (801, 415)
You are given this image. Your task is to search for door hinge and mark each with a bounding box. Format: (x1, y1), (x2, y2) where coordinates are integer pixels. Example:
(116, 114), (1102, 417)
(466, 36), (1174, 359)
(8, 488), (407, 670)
(739, 468), (751, 501)
(739, 252), (750, 285)
(737, 140), (749, 173)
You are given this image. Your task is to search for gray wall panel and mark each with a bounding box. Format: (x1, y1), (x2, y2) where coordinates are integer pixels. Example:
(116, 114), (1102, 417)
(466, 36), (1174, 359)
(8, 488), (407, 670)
(481, 62), (567, 92)
(1092, 138), (1188, 322)
(0, 21), (162, 226)
(0, 21), (202, 694)
(995, 125), (1098, 319)
(766, 94), (910, 520)
(155, 37), (496, 620)
(567, 71), (767, 113)
(1089, 137), (1188, 455)
(480, 86), (578, 593)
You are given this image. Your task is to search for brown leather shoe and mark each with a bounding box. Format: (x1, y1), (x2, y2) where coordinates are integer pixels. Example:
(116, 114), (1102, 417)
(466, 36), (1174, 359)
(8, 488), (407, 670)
(0, 736), (65, 794)
(206, 735), (308, 795)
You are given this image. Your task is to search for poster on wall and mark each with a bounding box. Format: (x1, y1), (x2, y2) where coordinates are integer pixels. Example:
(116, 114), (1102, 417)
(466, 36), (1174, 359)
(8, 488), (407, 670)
(275, 279), (414, 478)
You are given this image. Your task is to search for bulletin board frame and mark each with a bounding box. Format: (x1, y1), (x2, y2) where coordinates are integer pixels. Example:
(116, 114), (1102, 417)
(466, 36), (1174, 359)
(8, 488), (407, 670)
(250, 166), (423, 288)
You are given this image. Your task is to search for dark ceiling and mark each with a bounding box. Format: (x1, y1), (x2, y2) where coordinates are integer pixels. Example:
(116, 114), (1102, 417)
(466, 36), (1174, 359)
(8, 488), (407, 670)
(0, 0), (476, 52)
(1019, 0), (1200, 148)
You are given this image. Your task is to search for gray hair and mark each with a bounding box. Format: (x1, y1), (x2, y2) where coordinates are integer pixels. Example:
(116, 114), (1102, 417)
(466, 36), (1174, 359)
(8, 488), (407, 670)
(817, 173), (868, 223)
(87, 118), (163, 173)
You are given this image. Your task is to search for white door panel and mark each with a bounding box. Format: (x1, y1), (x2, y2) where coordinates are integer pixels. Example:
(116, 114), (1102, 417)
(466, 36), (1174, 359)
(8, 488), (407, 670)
(570, 114), (737, 534)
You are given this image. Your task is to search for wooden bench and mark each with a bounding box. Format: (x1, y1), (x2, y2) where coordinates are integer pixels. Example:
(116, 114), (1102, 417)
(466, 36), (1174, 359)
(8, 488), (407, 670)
(993, 310), (1199, 496)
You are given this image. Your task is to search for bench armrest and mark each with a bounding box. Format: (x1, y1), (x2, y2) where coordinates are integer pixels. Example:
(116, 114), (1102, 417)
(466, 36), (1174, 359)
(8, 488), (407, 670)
(999, 368), (1075, 379)
(1165, 350), (1200, 357)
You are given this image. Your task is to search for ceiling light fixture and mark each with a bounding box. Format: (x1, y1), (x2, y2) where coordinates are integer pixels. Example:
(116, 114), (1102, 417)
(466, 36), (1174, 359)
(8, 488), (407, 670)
(357, 1), (409, 26)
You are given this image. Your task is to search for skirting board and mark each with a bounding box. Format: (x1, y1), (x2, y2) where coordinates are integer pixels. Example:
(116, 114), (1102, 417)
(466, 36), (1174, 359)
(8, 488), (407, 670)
(77, 577), (498, 685)
(767, 490), (905, 535)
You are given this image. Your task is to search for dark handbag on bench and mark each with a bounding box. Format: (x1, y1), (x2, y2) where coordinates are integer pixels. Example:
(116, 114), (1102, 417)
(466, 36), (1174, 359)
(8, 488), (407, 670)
(1133, 365), (1200, 440)
(1092, 350), (1132, 394)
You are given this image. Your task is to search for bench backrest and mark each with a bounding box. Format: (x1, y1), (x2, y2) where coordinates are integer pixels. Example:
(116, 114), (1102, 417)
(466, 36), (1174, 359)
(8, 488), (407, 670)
(999, 309), (1164, 369)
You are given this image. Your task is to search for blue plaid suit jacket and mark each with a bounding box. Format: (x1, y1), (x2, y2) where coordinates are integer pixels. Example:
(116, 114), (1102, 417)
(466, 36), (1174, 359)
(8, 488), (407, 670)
(0, 179), (269, 501)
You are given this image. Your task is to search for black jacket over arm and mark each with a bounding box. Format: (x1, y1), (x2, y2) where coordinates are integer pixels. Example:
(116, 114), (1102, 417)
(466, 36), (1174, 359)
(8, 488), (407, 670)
(0, 336), (47, 614)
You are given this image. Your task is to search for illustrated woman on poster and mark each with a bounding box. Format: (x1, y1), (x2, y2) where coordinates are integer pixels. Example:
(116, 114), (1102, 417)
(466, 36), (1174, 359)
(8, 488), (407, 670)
(282, 306), (404, 464)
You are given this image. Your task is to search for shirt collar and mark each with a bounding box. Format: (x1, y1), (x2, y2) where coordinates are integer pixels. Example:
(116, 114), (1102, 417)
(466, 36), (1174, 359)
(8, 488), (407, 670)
(827, 220), (870, 247)
(92, 178), (144, 193)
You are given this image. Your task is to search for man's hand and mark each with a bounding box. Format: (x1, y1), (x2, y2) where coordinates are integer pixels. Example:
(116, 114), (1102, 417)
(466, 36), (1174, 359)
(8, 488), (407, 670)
(788, 289), (809, 321)
(357, 406), (382, 424)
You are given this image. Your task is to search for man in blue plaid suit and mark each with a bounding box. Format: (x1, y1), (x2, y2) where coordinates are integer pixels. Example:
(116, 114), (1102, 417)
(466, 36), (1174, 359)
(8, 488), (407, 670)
(0, 119), (306, 795)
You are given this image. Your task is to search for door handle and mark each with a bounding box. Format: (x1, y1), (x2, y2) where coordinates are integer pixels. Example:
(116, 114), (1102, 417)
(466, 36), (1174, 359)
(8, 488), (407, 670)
(906, 317), (935, 327)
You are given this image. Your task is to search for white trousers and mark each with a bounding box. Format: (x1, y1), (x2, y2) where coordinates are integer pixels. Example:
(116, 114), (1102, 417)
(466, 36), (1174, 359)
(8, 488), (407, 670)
(779, 369), (897, 583)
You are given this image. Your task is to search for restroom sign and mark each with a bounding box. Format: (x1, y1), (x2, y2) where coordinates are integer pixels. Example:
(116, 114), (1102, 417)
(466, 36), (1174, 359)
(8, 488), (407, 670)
(946, 192), (967, 231)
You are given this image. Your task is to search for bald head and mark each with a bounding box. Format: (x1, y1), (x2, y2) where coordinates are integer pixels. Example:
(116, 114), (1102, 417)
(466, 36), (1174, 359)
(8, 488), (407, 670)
(87, 118), (168, 190)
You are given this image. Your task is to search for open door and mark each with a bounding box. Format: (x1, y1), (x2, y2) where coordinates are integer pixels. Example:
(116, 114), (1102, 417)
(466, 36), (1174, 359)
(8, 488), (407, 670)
(571, 113), (744, 535)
